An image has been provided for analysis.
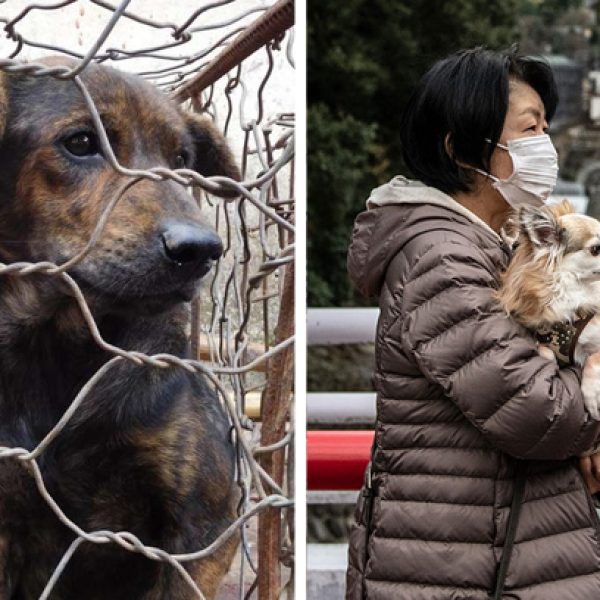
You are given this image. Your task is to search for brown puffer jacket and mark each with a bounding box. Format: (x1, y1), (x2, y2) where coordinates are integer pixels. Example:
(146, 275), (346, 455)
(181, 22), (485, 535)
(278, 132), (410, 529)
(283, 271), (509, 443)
(345, 176), (600, 600)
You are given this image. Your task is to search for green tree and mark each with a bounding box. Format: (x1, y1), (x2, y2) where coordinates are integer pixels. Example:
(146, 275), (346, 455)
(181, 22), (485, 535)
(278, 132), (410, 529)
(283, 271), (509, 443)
(308, 0), (519, 306)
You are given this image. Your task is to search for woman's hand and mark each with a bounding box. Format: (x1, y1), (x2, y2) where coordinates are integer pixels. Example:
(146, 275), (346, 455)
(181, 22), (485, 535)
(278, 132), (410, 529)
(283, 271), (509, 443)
(579, 453), (600, 496)
(581, 352), (600, 421)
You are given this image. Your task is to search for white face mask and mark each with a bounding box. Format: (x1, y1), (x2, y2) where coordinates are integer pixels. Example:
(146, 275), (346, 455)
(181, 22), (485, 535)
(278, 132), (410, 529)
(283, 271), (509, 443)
(474, 134), (558, 208)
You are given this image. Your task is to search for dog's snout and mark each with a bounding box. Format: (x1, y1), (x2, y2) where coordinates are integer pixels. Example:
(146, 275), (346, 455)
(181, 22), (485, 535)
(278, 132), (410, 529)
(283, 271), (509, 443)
(161, 222), (223, 265)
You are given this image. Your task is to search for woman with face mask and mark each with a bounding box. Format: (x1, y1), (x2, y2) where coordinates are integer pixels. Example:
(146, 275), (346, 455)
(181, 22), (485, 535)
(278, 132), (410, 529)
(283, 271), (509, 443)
(345, 48), (600, 600)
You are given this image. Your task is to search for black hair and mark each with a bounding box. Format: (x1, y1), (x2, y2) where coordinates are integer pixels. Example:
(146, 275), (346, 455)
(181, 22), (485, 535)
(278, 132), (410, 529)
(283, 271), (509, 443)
(399, 47), (558, 195)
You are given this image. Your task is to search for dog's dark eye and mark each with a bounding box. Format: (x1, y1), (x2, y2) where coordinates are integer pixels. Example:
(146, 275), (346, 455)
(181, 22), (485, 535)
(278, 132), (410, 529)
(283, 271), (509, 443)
(63, 132), (99, 158)
(590, 245), (600, 256)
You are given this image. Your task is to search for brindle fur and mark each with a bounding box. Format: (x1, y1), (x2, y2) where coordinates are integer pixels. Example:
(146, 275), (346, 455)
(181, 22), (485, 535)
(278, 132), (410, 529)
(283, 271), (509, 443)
(0, 58), (241, 599)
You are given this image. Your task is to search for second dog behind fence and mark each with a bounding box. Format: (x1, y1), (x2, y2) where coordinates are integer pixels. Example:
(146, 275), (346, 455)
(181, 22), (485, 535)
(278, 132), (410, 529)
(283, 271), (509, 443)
(0, 57), (242, 599)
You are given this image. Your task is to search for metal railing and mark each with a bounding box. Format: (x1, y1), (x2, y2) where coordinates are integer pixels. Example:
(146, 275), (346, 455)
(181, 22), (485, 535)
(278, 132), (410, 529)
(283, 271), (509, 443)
(306, 308), (374, 599)
(0, 1), (294, 599)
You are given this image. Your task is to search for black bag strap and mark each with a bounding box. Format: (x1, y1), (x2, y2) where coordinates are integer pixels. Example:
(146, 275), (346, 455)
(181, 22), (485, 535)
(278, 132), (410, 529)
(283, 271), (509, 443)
(492, 461), (528, 600)
(360, 441), (377, 527)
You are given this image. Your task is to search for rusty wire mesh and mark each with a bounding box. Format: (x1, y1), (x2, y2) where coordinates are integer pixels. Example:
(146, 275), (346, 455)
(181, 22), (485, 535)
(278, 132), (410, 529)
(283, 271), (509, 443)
(0, 1), (295, 598)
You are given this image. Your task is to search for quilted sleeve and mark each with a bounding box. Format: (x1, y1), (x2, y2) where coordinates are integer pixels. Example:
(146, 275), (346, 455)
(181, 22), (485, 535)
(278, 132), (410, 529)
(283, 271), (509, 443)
(400, 238), (600, 460)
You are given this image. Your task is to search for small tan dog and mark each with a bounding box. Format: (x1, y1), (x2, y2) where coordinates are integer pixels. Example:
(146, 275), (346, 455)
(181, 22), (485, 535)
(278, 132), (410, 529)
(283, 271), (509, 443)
(497, 200), (600, 419)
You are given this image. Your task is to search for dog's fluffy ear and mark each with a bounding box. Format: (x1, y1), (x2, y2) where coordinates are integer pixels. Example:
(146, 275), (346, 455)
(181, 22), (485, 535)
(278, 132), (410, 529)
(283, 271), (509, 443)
(519, 205), (562, 247)
(184, 113), (241, 197)
(551, 198), (575, 217)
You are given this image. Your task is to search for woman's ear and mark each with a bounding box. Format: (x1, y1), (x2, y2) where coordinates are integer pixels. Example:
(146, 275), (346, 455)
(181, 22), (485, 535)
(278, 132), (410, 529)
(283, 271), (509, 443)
(445, 132), (472, 172)
(183, 112), (241, 197)
(444, 133), (453, 159)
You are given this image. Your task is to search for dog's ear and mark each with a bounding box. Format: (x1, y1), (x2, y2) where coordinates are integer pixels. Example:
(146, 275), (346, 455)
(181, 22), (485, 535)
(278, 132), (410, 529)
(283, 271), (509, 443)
(551, 198), (575, 217)
(518, 205), (562, 247)
(183, 113), (241, 197)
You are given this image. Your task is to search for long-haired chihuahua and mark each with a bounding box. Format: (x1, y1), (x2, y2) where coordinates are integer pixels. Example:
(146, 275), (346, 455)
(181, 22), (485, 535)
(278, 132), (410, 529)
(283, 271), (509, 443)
(497, 200), (600, 419)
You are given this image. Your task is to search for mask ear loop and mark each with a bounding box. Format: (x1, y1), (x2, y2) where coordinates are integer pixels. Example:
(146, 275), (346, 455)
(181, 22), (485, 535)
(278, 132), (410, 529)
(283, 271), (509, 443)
(446, 132), (486, 181)
(477, 138), (511, 181)
(485, 137), (509, 151)
(473, 167), (500, 182)
(455, 137), (508, 182)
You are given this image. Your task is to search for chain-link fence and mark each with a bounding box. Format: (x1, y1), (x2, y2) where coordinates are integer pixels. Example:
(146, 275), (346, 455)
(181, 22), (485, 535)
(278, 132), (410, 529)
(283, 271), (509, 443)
(0, 1), (294, 598)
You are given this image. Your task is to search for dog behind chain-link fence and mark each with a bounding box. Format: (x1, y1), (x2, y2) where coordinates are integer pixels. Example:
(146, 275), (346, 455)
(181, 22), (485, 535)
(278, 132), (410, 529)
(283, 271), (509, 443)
(0, 1), (294, 599)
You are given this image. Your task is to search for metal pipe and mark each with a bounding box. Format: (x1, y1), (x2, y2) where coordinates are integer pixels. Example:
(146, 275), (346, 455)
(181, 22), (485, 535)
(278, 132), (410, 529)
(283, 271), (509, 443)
(173, 0), (294, 102)
(307, 307), (379, 345)
(307, 431), (374, 491)
(307, 392), (376, 425)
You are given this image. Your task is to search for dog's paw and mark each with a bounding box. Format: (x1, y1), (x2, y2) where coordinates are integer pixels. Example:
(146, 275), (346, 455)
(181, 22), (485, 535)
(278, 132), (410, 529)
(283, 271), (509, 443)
(582, 355), (600, 420)
(538, 344), (557, 363)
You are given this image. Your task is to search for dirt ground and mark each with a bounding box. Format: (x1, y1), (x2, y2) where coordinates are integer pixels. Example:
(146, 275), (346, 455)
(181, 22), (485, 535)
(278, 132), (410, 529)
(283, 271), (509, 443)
(217, 518), (257, 598)
(217, 517), (293, 599)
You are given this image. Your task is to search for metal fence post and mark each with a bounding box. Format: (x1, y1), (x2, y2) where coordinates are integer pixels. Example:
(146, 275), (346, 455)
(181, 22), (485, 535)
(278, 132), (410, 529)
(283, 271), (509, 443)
(259, 260), (294, 599)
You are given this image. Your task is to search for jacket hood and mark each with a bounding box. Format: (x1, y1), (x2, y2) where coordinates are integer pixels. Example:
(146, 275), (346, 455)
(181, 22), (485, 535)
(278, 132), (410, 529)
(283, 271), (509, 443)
(347, 176), (501, 298)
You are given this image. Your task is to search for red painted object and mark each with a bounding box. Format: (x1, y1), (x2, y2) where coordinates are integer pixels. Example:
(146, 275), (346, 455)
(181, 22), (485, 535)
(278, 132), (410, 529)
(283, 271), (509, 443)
(307, 430), (374, 490)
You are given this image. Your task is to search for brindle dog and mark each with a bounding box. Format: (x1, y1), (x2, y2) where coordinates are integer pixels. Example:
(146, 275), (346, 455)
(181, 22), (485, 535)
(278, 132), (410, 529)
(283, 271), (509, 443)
(0, 57), (240, 599)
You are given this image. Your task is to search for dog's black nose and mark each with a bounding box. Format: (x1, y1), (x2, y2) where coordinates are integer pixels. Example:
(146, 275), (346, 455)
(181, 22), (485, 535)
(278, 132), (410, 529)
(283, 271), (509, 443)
(161, 222), (223, 265)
